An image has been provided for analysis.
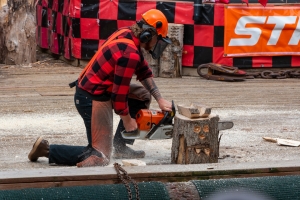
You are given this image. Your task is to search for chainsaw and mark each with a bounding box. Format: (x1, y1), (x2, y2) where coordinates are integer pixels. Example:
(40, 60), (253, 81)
(121, 101), (234, 140)
(121, 101), (176, 140)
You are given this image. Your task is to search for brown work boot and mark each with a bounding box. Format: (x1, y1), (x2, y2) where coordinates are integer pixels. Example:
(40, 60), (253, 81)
(28, 136), (49, 162)
(113, 145), (145, 159)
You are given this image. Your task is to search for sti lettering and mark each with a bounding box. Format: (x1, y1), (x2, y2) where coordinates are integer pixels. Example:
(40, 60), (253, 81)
(229, 16), (300, 46)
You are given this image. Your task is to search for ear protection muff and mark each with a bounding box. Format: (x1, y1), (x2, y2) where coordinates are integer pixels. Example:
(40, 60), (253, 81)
(138, 21), (162, 43)
(139, 26), (156, 43)
(139, 29), (153, 43)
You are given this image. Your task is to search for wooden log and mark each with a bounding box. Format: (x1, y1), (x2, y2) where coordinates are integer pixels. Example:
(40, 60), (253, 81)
(0, 0), (36, 64)
(171, 113), (220, 164)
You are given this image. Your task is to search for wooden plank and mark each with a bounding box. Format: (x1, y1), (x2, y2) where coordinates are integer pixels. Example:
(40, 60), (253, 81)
(1, 160), (300, 190)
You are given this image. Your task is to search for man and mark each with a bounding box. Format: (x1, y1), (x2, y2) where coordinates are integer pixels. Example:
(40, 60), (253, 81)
(28, 9), (172, 167)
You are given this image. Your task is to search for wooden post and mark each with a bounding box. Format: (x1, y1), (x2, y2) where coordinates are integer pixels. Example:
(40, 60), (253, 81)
(142, 48), (159, 78)
(159, 23), (184, 78)
(171, 113), (220, 164)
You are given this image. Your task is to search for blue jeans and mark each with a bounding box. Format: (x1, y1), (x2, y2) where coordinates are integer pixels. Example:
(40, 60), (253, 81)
(48, 90), (147, 166)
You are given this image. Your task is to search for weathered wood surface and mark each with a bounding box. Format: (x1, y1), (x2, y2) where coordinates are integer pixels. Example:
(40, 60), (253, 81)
(0, 0), (36, 64)
(171, 113), (220, 164)
(1, 160), (300, 190)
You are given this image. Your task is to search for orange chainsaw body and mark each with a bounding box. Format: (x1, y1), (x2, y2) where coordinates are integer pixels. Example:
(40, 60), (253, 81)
(136, 109), (165, 131)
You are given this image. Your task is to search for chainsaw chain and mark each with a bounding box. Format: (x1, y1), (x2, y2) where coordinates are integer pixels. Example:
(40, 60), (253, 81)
(114, 162), (140, 200)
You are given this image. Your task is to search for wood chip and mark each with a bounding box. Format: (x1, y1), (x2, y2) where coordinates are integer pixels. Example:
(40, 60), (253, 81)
(122, 159), (146, 166)
(263, 137), (300, 147)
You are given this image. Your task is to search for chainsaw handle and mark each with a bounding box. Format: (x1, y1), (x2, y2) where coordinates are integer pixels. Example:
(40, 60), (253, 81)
(121, 128), (139, 135)
(166, 100), (176, 124)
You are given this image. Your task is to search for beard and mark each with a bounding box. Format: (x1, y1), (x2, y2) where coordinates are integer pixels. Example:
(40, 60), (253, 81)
(144, 42), (152, 50)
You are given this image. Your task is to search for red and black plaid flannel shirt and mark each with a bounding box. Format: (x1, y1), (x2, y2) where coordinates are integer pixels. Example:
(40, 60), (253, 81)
(78, 28), (153, 116)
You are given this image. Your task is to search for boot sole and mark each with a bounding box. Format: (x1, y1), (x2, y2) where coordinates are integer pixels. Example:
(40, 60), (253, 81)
(28, 136), (43, 162)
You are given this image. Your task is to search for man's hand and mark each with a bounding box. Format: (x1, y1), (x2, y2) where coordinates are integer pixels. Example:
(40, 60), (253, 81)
(120, 114), (137, 132)
(157, 98), (172, 112)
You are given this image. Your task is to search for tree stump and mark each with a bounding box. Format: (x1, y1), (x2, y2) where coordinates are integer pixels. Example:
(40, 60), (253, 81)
(171, 113), (220, 164)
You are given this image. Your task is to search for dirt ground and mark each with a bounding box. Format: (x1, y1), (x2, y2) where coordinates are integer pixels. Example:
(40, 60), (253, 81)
(0, 54), (300, 171)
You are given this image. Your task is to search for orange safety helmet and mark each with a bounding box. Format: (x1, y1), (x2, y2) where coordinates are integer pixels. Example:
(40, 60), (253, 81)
(141, 9), (169, 38)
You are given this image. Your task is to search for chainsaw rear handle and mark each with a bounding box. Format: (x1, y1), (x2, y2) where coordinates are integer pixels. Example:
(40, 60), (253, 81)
(121, 128), (139, 136)
(167, 100), (176, 123)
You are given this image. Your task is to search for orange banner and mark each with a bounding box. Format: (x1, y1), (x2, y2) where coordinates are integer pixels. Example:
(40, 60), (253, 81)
(224, 6), (300, 57)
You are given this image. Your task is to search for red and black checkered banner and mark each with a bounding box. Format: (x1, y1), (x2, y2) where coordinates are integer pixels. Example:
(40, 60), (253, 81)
(36, 0), (72, 59)
(36, 0), (300, 69)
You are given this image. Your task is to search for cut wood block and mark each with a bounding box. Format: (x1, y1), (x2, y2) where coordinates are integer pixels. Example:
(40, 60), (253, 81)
(177, 103), (211, 119)
(177, 104), (200, 118)
(263, 137), (300, 147)
(122, 159), (146, 166)
(192, 103), (212, 118)
(262, 137), (277, 143)
(277, 138), (300, 147)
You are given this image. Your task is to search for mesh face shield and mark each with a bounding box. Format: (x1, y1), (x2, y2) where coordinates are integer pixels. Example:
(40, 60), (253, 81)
(149, 35), (171, 59)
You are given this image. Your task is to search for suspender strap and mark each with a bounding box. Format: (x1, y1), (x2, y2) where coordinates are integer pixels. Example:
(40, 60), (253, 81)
(77, 29), (135, 83)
